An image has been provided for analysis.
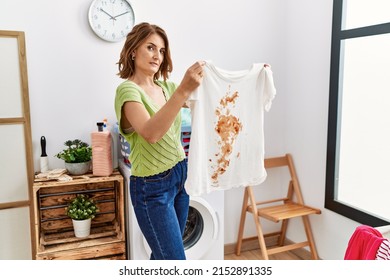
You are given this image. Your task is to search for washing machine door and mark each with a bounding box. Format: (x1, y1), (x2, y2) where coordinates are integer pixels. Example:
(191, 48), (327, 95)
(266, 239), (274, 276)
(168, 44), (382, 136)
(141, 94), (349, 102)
(142, 196), (219, 260)
(184, 196), (219, 259)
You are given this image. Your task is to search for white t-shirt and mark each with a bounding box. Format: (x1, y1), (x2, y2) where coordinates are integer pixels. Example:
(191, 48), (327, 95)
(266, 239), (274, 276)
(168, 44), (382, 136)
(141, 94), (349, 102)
(185, 61), (276, 196)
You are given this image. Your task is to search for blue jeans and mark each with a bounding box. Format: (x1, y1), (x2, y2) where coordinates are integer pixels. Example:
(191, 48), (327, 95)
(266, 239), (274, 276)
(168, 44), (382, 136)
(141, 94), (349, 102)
(129, 160), (189, 260)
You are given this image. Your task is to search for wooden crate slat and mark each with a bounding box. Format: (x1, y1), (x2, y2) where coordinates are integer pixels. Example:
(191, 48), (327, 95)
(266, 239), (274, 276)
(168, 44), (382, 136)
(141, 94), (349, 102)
(40, 223), (119, 244)
(39, 188), (115, 207)
(40, 202), (116, 224)
(36, 242), (126, 260)
(38, 180), (114, 193)
(37, 236), (124, 254)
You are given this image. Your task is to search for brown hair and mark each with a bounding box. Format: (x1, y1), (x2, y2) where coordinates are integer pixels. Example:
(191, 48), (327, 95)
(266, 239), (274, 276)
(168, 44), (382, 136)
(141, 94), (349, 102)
(117, 22), (172, 80)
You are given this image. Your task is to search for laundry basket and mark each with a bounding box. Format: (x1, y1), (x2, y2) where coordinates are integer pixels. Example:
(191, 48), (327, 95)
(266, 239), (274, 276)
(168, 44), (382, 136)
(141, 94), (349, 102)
(119, 134), (131, 167)
(181, 124), (191, 158)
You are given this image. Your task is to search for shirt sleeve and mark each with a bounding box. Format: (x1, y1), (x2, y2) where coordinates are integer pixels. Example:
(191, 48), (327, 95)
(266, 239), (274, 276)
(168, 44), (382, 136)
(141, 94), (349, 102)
(114, 81), (143, 134)
(262, 65), (277, 112)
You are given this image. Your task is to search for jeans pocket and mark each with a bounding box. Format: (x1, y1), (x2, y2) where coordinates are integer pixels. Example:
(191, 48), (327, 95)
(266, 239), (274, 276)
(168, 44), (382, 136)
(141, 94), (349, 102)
(143, 168), (173, 183)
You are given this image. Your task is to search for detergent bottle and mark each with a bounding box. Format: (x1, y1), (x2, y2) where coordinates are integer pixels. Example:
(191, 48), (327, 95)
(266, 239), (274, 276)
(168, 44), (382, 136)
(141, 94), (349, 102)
(91, 122), (113, 176)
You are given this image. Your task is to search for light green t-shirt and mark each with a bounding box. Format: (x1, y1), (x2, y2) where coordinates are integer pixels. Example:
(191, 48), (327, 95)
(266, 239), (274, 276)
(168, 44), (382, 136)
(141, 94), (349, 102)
(114, 80), (185, 177)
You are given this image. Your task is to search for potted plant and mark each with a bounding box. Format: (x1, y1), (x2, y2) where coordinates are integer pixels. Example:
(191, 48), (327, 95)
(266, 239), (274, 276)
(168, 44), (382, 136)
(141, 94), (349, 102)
(55, 139), (92, 175)
(66, 194), (99, 237)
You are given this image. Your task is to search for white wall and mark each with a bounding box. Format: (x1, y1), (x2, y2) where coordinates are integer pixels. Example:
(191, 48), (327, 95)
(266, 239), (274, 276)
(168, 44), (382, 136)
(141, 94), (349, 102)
(281, 0), (362, 259)
(0, 0), (363, 260)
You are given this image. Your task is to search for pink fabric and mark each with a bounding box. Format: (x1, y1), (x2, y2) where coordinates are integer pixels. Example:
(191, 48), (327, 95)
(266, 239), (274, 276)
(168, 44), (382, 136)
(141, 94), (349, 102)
(344, 225), (386, 260)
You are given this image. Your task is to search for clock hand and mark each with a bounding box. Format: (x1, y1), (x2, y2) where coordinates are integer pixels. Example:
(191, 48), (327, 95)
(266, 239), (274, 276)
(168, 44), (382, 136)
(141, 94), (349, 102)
(100, 8), (116, 20)
(113, 11), (130, 19)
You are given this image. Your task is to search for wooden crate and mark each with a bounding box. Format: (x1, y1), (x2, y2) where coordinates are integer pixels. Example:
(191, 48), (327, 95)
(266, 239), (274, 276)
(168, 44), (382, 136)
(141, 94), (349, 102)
(32, 171), (126, 260)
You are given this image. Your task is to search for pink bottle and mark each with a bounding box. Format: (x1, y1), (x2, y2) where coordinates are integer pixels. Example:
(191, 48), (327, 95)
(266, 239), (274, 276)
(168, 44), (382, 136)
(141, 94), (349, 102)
(91, 122), (113, 176)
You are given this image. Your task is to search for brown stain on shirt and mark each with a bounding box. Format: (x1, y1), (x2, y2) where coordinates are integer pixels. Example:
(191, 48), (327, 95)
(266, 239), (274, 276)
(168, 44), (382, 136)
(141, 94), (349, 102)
(211, 86), (243, 184)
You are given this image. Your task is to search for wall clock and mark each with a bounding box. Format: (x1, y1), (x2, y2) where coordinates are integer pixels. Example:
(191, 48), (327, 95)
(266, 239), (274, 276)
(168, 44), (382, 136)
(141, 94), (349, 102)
(88, 0), (135, 42)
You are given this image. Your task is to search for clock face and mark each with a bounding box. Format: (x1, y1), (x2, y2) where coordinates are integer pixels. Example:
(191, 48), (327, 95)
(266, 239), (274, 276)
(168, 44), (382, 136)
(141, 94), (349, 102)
(88, 0), (135, 42)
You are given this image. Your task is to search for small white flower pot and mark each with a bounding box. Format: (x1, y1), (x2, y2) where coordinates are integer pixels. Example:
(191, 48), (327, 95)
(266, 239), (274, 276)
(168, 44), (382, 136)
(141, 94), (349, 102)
(72, 218), (91, 238)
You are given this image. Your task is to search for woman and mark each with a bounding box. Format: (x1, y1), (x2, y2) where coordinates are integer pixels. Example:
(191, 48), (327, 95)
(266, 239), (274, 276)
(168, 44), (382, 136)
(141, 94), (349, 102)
(114, 22), (204, 260)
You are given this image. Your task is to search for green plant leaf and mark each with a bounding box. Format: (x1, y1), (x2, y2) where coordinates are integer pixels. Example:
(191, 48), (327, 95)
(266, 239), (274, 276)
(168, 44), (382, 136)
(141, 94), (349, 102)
(65, 194), (99, 220)
(55, 139), (92, 163)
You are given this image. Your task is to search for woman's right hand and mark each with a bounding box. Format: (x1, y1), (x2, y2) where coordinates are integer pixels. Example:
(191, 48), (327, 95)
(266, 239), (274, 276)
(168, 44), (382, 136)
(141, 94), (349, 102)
(176, 61), (206, 97)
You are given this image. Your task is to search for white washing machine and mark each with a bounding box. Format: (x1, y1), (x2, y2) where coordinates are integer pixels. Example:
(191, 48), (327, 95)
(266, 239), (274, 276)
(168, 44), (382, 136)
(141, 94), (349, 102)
(118, 161), (225, 260)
